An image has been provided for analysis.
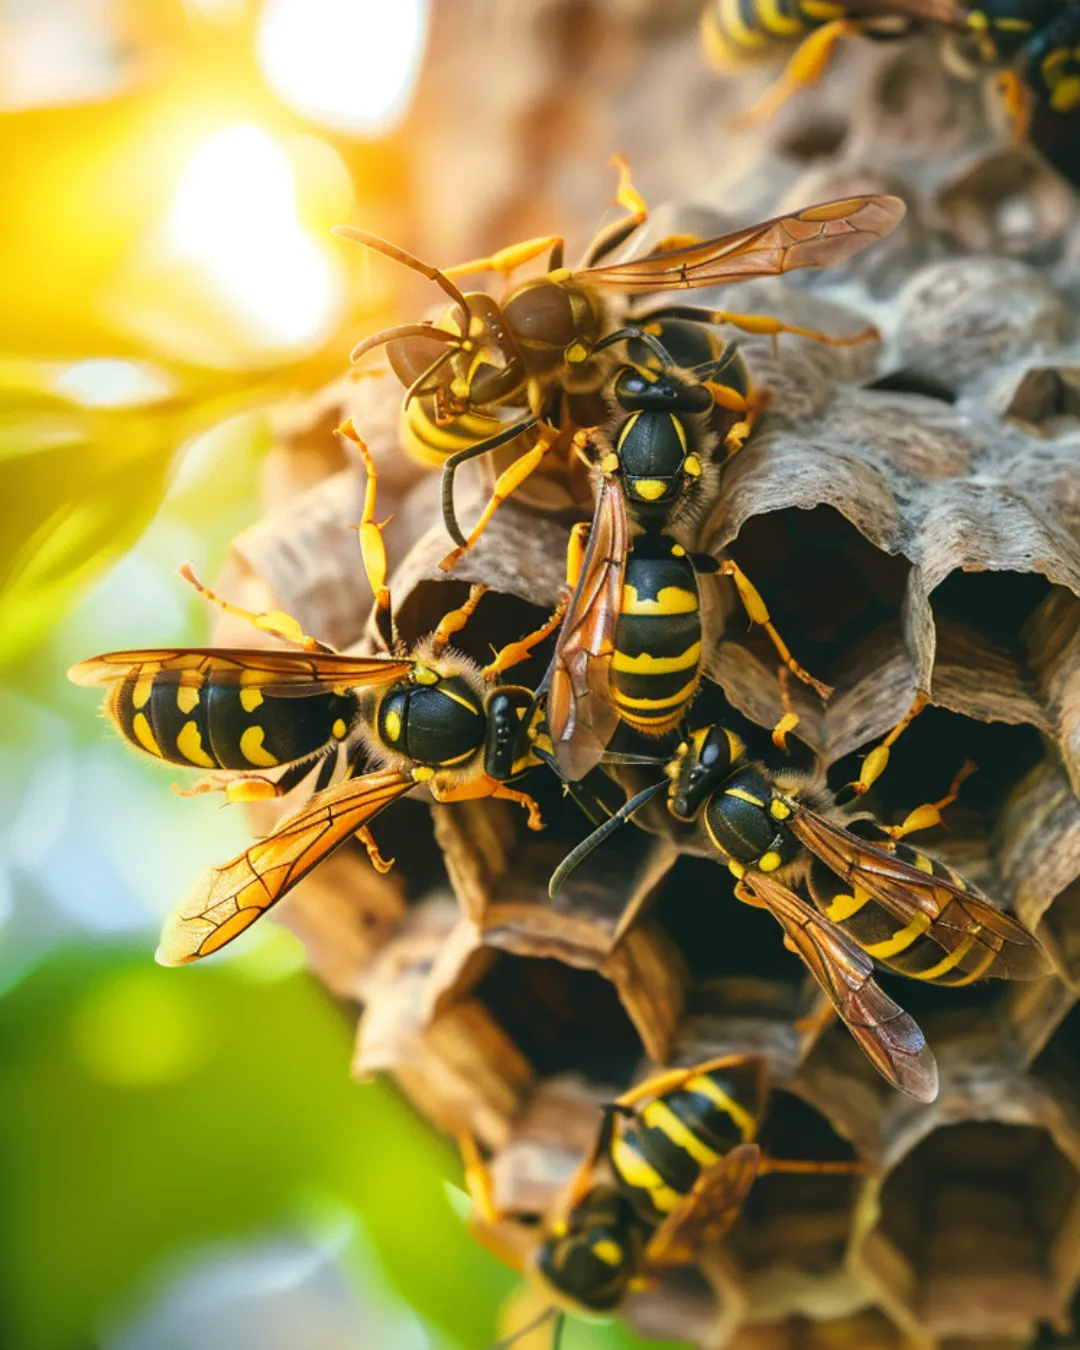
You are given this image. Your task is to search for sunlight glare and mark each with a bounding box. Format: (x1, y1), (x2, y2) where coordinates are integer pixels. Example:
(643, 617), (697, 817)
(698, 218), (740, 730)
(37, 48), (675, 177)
(257, 0), (429, 135)
(164, 124), (341, 351)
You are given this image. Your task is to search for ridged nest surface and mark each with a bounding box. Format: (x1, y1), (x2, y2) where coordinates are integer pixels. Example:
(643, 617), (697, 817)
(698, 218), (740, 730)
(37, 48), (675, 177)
(203, 26), (1080, 1350)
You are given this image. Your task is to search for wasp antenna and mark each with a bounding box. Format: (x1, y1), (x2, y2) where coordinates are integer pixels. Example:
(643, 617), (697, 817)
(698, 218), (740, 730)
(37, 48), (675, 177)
(549, 780), (667, 896)
(350, 322), (463, 366)
(486, 1307), (558, 1350)
(333, 224), (472, 327)
(403, 346), (458, 407)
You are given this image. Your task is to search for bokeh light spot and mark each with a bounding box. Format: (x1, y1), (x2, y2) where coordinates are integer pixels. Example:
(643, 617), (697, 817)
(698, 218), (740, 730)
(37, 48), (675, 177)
(257, 0), (429, 135)
(52, 359), (173, 408)
(71, 968), (211, 1089)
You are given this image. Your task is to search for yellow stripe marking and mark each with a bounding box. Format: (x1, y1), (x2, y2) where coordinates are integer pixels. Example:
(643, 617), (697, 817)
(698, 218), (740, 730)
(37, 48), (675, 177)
(413, 666), (439, 686)
(622, 584), (698, 615)
(132, 712), (163, 758)
(633, 479), (668, 501)
(383, 708), (402, 741)
(910, 933), (976, 982)
(609, 1137), (682, 1214)
(332, 718), (348, 740)
(758, 851), (782, 872)
(614, 676), (699, 711)
(438, 686), (481, 714)
(824, 888), (870, 922)
(726, 787), (765, 807)
(670, 414), (688, 453)
(240, 687), (264, 713)
(132, 666), (159, 709)
(1051, 75), (1080, 112)
(684, 1074), (756, 1142)
(799, 0), (845, 17)
(591, 1239), (624, 1267)
(862, 910), (932, 960)
(239, 726), (278, 767)
(176, 684), (200, 715)
(770, 799), (791, 819)
(718, 0), (769, 49)
(939, 937), (999, 986)
(176, 720), (215, 768)
(612, 642), (701, 675)
(617, 411), (641, 452)
(435, 747), (478, 767)
(993, 15), (1032, 29)
(757, 0), (804, 37)
(642, 1100), (721, 1169)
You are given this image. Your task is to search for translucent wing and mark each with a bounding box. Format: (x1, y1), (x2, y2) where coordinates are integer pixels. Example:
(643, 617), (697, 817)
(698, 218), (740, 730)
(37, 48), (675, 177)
(787, 805), (1050, 982)
(546, 473), (629, 780)
(740, 870), (938, 1102)
(157, 770), (414, 966)
(576, 196), (905, 294)
(644, 1143), (763, 1269)
(68, 648), (414, 698)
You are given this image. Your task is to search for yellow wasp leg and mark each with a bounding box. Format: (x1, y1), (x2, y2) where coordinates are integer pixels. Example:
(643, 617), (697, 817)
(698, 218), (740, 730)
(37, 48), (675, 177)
(717, 558), (833, 701)
(846, 690), (929, 798)
(442, 235), (564, 281)
(439, 425), (560, 572)
(565, 522), (591, 589)
(772, 665), (800, 752)
(997, 67), (1032, 143)
(793, 1002), (836, 1035)
(176, 564), (331, 654)
(431, 584), (489, 657)
(612, 1053), (762, 1110)
(174, 773), (280, 803)
(704, 380), (766, 458)
(759, 1156), (869, 1176)
(432, 775), (545, 830)
(710, 309), (878, 351)
(730, 20), (860, 128)
(481, 595), (569, 681)
(880, 758), (977, 840)
(337, 419), (394, 635)
(610, 152), (648, 229)
(358, 825), (395, 873)
(456, 1130), (503, 1225)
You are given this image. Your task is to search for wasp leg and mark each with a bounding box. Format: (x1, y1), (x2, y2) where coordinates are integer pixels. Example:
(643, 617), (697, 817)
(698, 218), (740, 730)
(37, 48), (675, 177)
(729, 20), (860, 129)
(433, 775), (545, 830)
(759, 1156), (869, 1176)
(772, 666), (800, 753)
(842, 690), (929, 799)
(439, 424), (560, 571)
(456, 1129), (502, 1224)
(176, 564), (333, 654)
(711, 309), (877, 351)
(438, 414), (542, 550)
(612, 1053), (763, 1110)
(998, 67), (1032, 144)
(793, 1002), (836, 1035)
(337, 419), (395, 652)
(577, 153), (649, 268)
(429, 584), (489, 658)
(442, 235), (565, 281)
(357, 825), (394, 873)
(715, 558), (833, 701)
(176, 755), (323, 804)
(481, 594), (569, 681)
(880, 759), (977, 840)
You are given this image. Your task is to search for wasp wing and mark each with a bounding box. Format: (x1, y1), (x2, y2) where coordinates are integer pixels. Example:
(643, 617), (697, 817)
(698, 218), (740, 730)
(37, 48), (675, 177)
(546, 473), (629, 781)
(68, 648), (414, 698)
(740, 870), (938, 1102)
(575, 196), (905, 294)
(157, 769), (414, 966)
(644, 1143), (763, 1269)
(786, 805), (1049, 983)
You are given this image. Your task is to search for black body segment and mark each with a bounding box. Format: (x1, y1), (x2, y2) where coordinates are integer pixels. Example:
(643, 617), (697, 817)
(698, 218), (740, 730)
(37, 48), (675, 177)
(534, 1188), (648, 1313)
(376, 674), (486, 768)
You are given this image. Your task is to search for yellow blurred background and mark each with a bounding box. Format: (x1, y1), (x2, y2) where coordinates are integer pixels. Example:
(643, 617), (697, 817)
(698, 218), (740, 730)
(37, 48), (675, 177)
(0, 2), (687, 1347)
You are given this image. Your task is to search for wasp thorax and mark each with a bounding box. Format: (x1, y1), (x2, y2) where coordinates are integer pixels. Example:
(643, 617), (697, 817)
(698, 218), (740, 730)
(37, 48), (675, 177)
(535, 1189), (646, 1314)
(668, 725), (746, 820)
(376, 673), (486, 768)
(701, 765), (799, 871)
(613, 366), (713, 415)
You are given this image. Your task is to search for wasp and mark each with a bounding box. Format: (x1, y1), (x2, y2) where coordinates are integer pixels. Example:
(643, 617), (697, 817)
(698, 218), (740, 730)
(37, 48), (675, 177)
(550, 721), (1050, 1101)
(335, 169), (904, 565)
(541, 347), (831, 781)
(459, 1053), (865, 1346)
(69, 426), (574, 967)
(703, 0), (1080, 190)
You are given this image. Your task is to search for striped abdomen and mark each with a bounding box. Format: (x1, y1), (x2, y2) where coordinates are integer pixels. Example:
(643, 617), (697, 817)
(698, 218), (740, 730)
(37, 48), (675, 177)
(700, 0), (846, 66)
(808, 841), (992, 986)
(400, 399), (517, 470)
(608, 1064), (760, 1224)
(612, 537), (703, 736)
(109, 664), (358, 770)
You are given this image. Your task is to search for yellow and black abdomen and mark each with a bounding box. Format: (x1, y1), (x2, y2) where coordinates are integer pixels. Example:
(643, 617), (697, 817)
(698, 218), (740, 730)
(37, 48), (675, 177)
(700, 0), (844, 67)
(400, 397), (513, 470)
(807, 839), (994, 986)
(612, 535), (703, 736)
(608, 1063), (760, 1224)
(108, 666), (357, 771)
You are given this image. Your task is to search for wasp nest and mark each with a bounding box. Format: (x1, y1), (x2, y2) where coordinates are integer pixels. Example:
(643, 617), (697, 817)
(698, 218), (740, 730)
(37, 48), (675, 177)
(199, 12), (1080, 1350)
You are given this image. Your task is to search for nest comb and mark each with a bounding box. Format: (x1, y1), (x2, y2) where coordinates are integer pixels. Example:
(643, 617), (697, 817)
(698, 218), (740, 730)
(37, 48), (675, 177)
(199, 21), (1080, 1350)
